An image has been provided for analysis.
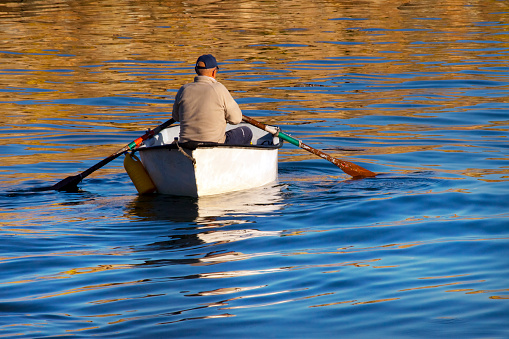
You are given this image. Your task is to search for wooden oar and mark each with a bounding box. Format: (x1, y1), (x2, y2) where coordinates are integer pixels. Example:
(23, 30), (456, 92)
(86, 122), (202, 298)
(47, 118), (175, 192)
(242, 115), (376, 179)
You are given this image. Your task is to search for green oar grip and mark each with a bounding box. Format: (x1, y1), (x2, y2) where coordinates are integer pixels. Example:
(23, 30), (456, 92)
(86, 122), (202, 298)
(128, 141), (137, 150)
(278, 132), (300, 147)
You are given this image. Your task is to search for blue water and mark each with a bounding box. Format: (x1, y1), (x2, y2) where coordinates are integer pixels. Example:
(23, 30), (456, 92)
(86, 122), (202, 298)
(1, 1), (508, 338)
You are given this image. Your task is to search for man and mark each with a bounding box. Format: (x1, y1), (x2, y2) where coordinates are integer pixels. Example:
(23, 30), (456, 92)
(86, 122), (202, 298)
(172, 54), (252, 144)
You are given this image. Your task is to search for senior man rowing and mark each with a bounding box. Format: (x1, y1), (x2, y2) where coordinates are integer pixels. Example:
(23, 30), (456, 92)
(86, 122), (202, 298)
(172, 54), (252, 144)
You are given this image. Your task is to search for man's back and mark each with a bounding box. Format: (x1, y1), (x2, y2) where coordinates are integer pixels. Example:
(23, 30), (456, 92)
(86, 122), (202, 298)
(172, 75), (242, 143)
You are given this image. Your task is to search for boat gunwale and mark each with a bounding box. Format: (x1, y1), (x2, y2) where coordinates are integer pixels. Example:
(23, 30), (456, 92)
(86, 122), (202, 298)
(138, 140), (284, 152)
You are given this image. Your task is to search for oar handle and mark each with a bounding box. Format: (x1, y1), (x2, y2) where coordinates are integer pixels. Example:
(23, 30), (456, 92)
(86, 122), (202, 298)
(126, 117), (175, 151)
(242, 114), (298, 147)
(242, 115), (269, 131)
(83, 118), (176, 176)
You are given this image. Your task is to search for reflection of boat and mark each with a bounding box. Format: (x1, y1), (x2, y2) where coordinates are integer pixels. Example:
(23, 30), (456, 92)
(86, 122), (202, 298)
(136, 123), (282, 197)
(126, 183), (285, 223)
(193, 183), (285, 218)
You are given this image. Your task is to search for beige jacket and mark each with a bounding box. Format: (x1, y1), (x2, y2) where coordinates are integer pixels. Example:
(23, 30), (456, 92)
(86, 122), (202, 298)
(172, 76), (242, 143)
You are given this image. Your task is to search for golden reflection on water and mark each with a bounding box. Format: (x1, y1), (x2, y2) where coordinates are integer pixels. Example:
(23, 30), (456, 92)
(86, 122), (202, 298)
(2, 1), (508, 129)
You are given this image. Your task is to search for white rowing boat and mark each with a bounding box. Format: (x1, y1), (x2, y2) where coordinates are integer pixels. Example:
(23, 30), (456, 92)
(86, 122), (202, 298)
(133, 123), (282, 197)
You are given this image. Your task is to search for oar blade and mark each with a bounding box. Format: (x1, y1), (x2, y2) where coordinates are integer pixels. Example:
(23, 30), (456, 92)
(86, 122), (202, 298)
(331, 158), (377, 179)
(50, 175), (82, 192)
(299, 141), (377, 178)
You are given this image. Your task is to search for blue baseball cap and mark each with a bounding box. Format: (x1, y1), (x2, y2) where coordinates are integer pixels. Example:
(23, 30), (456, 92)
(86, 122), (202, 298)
(195, 54), (219, 69)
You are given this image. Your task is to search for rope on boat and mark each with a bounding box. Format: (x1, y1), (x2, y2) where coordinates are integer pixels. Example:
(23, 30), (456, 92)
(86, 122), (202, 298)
(175, 138), (196, 165)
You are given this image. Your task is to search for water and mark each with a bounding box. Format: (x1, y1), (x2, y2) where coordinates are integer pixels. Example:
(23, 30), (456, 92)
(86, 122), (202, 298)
(1, 0), (508, 338)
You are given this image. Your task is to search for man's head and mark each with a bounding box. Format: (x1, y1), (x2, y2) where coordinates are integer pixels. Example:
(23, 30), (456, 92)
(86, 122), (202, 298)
(195, 54), (219, 77)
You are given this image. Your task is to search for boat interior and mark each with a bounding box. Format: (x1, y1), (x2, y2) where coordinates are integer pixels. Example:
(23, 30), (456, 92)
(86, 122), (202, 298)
(144, 122), (281, 149)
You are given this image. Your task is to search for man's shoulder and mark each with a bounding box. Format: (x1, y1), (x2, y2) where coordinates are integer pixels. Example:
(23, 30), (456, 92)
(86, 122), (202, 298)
(209, 80), (229, 91)
(180, 77), (229, 97)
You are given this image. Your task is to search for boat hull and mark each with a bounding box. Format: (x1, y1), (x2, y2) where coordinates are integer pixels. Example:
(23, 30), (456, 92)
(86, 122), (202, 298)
(137, 123), (281, 197)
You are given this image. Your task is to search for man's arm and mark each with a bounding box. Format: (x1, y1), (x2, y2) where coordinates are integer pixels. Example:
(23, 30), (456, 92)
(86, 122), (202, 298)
(172, 88), (183, 122)
(223, 86), (242, 124)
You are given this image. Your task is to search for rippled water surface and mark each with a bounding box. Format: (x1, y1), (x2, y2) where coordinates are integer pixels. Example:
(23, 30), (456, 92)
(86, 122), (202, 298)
(1, 0), (508, 338)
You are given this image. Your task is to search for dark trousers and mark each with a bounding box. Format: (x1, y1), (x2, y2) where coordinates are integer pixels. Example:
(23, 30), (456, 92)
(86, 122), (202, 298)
(224, 126), (253, 145)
